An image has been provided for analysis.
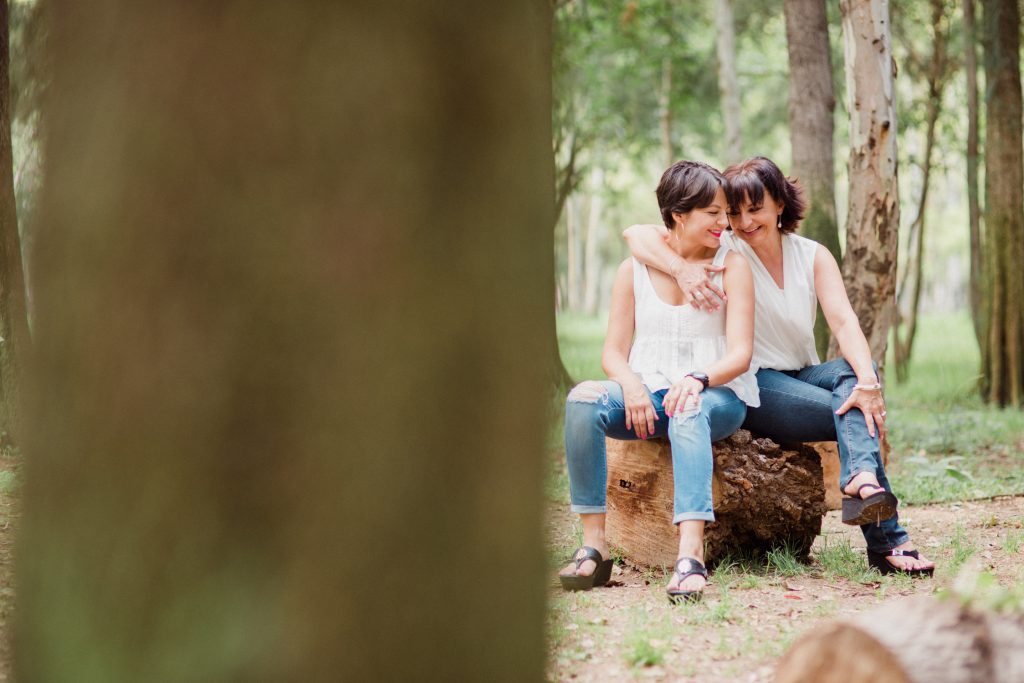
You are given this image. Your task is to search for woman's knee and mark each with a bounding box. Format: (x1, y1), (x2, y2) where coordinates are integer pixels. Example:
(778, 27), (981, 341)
(566, 381), (612, 423)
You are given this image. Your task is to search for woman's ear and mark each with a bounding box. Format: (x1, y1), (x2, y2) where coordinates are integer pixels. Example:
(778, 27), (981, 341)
(671, 211), (686, 229)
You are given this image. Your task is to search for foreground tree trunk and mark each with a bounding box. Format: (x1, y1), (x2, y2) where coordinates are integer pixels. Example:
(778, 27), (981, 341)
(784, 0), (841, 359)
(834, 0), (900, 363)
(715, 0), (742, 163)
(776, 596), (1024, 683)
(980, 0), (1024, 406)
(18, 2), (551, 680)
(0, 0), (31, 441)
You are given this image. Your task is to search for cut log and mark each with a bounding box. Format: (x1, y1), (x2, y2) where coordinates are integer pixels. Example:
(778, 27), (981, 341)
(805, 441), (842, 510)
(606, 430), (828, 567)
(775, 596), (1024, 683)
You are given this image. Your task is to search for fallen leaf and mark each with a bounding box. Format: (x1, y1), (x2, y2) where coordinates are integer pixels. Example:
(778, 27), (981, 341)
(783, 594), (802, 600)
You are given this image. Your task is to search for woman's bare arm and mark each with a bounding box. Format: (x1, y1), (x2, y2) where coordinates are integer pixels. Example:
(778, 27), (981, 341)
(622, 223), (725, 311)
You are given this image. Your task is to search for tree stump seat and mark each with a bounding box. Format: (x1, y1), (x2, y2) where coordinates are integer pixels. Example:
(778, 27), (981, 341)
(606, 430), (840, 567)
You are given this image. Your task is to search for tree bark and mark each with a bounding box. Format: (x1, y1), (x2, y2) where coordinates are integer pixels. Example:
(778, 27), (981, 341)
(964, 0), (984, 349)
(0, 0), (31, 442)
(784, 0), (841, 359)
(776, 596), (1024, 683)
(715, 0), (742, 164)
(981, 0), (1024, 406)
(606, 431), (828, 566)
(18, 2), (550, 680)
(893, 0), (949, 382)
(834, 0), (900, 363)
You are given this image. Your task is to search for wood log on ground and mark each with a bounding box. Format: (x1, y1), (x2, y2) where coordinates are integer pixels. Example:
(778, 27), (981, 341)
(775, 596), (1024, 683)
(606, 430), (828, 566)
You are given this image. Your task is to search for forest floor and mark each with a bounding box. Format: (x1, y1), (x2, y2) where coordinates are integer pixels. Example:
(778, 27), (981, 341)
(546, 494), (1024, 682)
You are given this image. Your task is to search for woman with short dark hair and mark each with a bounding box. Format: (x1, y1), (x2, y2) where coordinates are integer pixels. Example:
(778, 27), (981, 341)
(560, 160), (758, 602)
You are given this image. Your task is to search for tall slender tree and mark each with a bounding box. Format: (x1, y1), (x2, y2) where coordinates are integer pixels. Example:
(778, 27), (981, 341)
(835, 0), (900, 362)
(963, 0), (983, 348)
(980, 0), (1023, 405)
(18, 1), (550, 679)
(893, 0), (952, 381)
(0, 0), (31, 440)
(715, 0), (742, 163)
(784, 0), (841, 358)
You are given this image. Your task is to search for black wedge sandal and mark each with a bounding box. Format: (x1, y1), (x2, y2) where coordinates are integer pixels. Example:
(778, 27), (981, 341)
(867, 548), (935, 578)
(841, 483), (899, 526)
(559, 546), (614, 592)
(666, 557), (707, 604)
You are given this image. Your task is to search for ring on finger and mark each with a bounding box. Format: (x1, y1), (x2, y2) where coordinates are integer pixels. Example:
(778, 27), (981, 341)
(881, 411), (887, 417)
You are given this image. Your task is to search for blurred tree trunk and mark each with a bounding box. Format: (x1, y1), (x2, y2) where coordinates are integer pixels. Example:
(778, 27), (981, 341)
(834, 0), (900, 363)
(582, 171), (604, 316)
(715, 0), (742, 163)
(784, 0), (840, 359)
(964, 0), (984, 349)
(0, 0), (30, 442)
(659, 56), (674, 167)
(566, 193), (580, 311)
(893, 0), (950, 382)
(18, 2), (551, 680)
(980, 0), (1024, 406)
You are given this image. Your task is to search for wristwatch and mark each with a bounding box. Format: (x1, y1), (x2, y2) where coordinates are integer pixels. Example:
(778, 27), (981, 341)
(685, 371), (710, 391)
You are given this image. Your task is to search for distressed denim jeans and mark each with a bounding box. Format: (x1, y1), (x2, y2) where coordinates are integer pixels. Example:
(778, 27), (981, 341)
(564, 380), (746, 524)
(742, 358), (910, 553)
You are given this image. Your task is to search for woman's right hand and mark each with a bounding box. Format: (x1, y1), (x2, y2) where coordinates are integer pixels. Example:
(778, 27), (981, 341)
(671, 258), (726, 312)
(623, 382), (658, 439)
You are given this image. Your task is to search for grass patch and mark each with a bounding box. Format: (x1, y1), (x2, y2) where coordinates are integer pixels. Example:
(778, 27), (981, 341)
(1003, 530), (1024, 555)
(765, 544), (809, 578)
(815, 536), (878, 583)
(623, 608), (672, 668)
(946, 523), (976, 575)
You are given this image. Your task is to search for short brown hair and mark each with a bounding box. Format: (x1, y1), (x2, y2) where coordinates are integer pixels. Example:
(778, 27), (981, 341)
(723, 156), (806, 233)
(656, 160), (726, 230)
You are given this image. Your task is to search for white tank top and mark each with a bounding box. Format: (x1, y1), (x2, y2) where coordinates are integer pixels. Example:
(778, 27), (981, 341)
(721, 232), (821, 371)
(626, 246), (760, 407)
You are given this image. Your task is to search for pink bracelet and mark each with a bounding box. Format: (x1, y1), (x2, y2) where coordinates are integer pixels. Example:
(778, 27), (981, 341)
(853, 382), (882, 391)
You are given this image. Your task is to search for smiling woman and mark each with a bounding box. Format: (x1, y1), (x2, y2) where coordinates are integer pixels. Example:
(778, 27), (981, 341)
(559, 160), (757, 603)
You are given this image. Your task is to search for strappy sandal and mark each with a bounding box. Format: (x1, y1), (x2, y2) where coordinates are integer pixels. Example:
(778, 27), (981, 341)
(666, 557), (707, 604)
(867, 548), (935, 578)
(841, 483), (898, 526)
(559, 546), (614, 592)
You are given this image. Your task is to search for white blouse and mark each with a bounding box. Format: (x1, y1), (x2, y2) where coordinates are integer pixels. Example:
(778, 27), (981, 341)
(626, 246), (760, 407)
(721, 231), (821, 371)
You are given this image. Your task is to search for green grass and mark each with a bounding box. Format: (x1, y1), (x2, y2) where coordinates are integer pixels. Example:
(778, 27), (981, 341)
(814, 536), (879, 584)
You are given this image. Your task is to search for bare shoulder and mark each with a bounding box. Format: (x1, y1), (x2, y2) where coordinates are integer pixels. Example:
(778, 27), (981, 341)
(813, 243), (841, 273)
(723, 250), (750, 273)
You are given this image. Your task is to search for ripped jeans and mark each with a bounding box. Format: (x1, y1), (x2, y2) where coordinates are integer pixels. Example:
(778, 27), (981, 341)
(565, 380), (746, 524)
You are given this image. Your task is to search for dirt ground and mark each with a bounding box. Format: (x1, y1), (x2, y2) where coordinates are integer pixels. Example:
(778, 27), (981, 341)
(546, 495), (1024, 682)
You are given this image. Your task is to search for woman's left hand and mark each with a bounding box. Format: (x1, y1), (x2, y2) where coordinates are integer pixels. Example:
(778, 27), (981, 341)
(835, 387), (886, 439)
(662, 376), (705, 417)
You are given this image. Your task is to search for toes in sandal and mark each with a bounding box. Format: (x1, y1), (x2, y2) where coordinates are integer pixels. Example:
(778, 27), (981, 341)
(867, 548), (935, 578)
(559, 546), (614, 592)
(842, 483), (898, 526)
(666, 557), (707, 604)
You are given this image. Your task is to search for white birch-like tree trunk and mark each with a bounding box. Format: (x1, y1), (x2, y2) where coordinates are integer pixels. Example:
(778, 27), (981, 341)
(835, 0), (900, 362)
(715, 0), (742, 164)
(582, 170), (604, 315)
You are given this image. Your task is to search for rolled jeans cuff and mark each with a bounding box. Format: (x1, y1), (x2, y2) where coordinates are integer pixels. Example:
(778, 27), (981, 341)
(673, 511), (715, 524)
(570, 504), (607, 515)
(867, 530), (911, 554)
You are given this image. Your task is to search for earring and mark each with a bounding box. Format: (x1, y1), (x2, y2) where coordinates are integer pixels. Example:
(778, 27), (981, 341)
(777, 215), (782, 229)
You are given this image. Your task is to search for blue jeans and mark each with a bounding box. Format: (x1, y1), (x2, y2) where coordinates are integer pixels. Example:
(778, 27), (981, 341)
(742, 358), (910, 553)
(564, 381), (747, 524)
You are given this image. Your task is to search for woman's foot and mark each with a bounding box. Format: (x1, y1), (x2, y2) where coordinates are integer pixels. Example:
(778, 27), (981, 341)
(879, 542), (935, 573)
(841, 473), (898, 526)
(559, 542), (610, 578)
(842, 471), (885, 498)
(667, 521), (707, 601)
(666, 558), (707, 595)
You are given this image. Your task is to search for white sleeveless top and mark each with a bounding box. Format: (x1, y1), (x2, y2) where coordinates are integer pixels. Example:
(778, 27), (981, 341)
(721, 232), (821, 371)
(626, 246), (760, 407)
